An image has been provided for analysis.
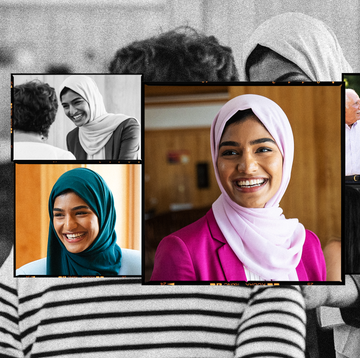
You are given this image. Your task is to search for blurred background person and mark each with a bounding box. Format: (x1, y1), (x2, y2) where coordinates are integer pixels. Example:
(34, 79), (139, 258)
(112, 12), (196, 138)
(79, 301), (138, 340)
(109, 26), (239, 82)
(345, 89), (360, 177)
(323, 235), (342, 281)
(13, 80), (75, 160)
(242, 12), (352, 81)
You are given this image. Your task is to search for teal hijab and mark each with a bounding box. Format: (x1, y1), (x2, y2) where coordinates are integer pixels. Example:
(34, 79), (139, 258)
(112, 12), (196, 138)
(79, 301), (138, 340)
(47, 168), (122, 275)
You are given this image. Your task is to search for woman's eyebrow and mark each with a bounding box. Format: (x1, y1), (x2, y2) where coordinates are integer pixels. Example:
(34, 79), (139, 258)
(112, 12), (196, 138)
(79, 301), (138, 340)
(219, 138), (275, 148)
(53, 205), (90, 212)
(61, 97), (83, 106)
(71, 205), (91, 211)
(250, 138), (276, 145)
(219, 140), (239, 148)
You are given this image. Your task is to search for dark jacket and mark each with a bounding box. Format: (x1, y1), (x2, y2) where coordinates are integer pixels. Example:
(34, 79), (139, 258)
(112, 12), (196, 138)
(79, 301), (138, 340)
(66, 118), (140, 160)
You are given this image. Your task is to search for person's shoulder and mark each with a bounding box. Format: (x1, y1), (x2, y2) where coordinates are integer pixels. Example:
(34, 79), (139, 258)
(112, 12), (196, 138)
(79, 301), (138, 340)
(303, 229), (323, 257)
(118, 249), (141, 275)
(302, 229), (326, 280)
(16, 257), (47, 276)
(67, 127), (79, 139)
(54, 146), (76, 159)
(323, 239), (341, 254)
(44, 144), (76, 159)
(114, 117), (139, 132)
(304, 229), (321, 245)
(167, 210), (212, 242)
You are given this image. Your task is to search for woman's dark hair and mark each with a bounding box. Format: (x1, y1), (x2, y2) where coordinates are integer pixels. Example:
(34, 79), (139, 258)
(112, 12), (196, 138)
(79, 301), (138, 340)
(59, 86), (72, 101)
(223, 109), (255, 132)
(344, 185), (360, 273)
(46, 64), (72, 74)
(221, 109), (268, 140)
(109, 26), (239, 82)
(13, 80), (58, 138)
(56, 188), (75, 198)
(245, 44), (294, 81)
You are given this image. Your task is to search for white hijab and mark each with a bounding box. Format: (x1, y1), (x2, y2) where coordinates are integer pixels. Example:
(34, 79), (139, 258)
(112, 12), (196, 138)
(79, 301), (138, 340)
(211, 94), (306, 281)
(59, 75), (132, 156)
(242, 12), (353, 81)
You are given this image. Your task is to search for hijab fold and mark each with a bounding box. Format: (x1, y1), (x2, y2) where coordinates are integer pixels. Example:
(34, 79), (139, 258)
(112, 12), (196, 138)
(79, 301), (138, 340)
(211, 94), (305, 281)
(47, 168), (122, 276)
(242, 12), (353, 81)
(59, 75), (132, 156)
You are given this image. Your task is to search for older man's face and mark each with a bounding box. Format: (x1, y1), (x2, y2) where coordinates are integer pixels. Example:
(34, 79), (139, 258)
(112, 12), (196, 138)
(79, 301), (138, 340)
(346, 91), (360, 126)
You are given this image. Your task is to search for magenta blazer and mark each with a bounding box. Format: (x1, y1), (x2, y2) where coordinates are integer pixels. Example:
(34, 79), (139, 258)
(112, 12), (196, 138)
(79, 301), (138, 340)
(150, 209), (326, 282)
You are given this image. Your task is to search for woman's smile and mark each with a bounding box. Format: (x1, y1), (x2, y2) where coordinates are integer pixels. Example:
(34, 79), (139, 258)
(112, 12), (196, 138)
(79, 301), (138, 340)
(72, 113), (83, 123)
(63, 232), (87, 243)
(234, 177), (268, 192)
(217, 115), (283, 208)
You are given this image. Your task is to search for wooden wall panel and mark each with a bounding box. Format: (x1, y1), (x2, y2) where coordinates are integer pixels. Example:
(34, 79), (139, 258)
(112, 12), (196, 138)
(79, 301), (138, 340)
(145, 127), (220, 214)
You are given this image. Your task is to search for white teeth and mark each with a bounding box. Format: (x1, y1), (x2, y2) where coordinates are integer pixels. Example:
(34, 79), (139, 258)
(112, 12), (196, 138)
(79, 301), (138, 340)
(73, 114), (82, 120)
(66, 233), (84, 239)
(237, 179), (265, 187)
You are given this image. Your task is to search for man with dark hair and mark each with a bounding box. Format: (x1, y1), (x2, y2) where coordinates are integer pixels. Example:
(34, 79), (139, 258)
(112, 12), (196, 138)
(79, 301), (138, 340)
(109, 26), (239, 82)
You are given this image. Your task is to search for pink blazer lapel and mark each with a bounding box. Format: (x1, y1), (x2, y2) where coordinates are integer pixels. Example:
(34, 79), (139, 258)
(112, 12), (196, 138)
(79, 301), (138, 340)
(217, 244), (247, 281)
(206, 209), (247, 281)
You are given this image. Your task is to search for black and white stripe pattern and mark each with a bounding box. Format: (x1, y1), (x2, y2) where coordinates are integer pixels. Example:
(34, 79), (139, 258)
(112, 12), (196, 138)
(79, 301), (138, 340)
(1, 251), (305, 357)
(235, 285), (306, 358)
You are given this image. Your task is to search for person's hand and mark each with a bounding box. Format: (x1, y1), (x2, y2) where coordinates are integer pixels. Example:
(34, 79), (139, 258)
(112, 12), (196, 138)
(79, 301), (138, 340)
(302, 285), (329, 310)
(302, 276), (359, 310)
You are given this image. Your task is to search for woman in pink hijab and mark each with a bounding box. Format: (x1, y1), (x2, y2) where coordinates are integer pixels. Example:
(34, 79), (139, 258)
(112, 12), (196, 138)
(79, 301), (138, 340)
(151, 94), (326, 282)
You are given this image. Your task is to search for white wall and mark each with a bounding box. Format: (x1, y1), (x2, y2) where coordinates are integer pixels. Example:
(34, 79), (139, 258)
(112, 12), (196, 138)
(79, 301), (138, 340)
(145, 103), (224, 129)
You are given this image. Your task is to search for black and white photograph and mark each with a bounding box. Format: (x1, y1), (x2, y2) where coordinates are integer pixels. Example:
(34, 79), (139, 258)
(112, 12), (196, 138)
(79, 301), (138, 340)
(12, 74), (141, 161)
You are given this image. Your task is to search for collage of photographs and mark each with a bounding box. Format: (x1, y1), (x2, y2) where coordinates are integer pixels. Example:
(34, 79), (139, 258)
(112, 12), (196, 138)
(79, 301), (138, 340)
(1, 1), (360, 357)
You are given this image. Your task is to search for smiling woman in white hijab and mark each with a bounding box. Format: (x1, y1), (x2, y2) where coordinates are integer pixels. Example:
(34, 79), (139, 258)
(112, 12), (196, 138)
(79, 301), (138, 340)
(242, 12), (353, 82)
(59, 75), (140, 160)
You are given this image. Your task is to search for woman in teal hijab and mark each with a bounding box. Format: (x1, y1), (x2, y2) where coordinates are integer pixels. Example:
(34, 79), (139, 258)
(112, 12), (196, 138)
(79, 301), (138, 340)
(47, 168), (122, 275)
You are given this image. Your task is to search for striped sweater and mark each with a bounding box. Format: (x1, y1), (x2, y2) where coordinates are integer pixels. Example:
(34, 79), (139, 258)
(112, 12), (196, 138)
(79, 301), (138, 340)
(1, 250), (306, 358)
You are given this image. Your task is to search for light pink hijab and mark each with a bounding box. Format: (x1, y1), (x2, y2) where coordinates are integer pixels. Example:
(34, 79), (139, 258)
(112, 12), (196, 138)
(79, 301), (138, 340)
(211, 94), (305, 281)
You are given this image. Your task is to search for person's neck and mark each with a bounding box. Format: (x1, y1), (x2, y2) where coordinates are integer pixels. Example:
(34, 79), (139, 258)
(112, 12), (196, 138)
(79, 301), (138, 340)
(346, 119), (357, 128)
(13, 130), (45, 143)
